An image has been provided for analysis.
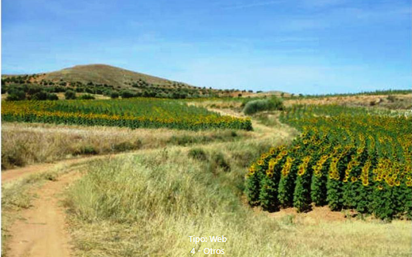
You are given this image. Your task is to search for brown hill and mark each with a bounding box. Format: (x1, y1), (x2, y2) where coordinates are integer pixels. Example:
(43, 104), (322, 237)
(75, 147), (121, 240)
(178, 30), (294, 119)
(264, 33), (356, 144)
(33, 64), (194, 89)
(1, 64), (263, 98)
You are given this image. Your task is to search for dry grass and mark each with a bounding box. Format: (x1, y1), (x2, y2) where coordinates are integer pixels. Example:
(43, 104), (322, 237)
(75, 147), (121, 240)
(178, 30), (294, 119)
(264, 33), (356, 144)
(189, 100), (244, 110)
(1, 122), (251, 169)
(285, 94), (412, 110)
(65, 145), (412, 257)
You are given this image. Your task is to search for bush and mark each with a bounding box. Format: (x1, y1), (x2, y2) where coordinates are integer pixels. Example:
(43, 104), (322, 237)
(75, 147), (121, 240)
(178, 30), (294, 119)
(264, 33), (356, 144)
(47, 93), (59, 100)
(79, 94), (95, 100)
(110, 91), (119, 99)
(269, 96), (284, 110)
(31, 91), (48, 100)
(121, 91), (135, 98)
(6, 90), (26, 101)
(188, 148), (208, 161)
(85, 88), (95, 94)
(1, 85), (8, 94)
(65, 90), (77, 100)
(27, 85), (43, 95)
(243, 100), (270, 115)
(243, 96), (284, 115)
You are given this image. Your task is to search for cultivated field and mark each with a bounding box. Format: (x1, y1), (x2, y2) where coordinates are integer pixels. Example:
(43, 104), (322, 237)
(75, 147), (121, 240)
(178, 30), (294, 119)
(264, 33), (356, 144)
(1, 96), (411, 257)
(2, 98), (252, 130)
(247, 105), (412, 219)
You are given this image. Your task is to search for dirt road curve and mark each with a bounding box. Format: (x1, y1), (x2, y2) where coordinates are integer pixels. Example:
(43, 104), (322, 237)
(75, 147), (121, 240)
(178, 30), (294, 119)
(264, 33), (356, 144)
(2, 163), (56, 183)
(6, 171), (78, 257)
(2, 151), (147, 257)
(2, 155), (111, 184)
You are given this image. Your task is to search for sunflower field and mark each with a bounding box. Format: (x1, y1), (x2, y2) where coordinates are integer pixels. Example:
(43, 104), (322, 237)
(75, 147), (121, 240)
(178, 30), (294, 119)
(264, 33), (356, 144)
(2, 98), (252, 131)
(246, 105), (412, 220)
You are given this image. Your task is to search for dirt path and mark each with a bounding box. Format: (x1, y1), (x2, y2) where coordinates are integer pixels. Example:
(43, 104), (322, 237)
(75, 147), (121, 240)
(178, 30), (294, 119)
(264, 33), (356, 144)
(6, 171), (80, 257)
(2, 147), (169, 257)
(2, 153), (116, 256)
(209, 107), (296, 142)
(2, 153), (119, 184)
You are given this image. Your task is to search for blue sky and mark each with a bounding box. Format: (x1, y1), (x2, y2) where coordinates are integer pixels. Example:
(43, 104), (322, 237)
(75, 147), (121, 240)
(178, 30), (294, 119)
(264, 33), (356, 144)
(2, 0), (411, 94)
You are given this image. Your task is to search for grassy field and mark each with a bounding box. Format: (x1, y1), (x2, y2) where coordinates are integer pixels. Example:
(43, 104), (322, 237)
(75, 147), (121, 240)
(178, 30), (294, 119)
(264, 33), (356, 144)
(1, 122), (251, 169)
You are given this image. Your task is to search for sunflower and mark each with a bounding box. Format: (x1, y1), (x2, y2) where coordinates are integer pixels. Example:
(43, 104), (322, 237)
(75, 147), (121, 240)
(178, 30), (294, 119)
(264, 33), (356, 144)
(269, 147), (276, 155)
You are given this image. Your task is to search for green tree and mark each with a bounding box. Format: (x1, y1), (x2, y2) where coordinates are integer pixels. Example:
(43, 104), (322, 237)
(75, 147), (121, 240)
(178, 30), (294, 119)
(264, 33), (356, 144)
(6, 89), (26, 101)
(65, 90), (77, 100)
(110, 91), (119, 99)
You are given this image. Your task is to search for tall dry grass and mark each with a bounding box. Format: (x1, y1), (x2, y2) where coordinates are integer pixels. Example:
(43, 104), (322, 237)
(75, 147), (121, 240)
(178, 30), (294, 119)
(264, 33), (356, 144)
(65, 139), (411, 257)
(1, 122), (251, 169)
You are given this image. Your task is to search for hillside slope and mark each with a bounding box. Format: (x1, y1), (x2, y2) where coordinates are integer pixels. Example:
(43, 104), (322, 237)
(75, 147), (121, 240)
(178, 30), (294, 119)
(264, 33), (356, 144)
(1, 64), (259, 98)
(37, 64), (194, 89)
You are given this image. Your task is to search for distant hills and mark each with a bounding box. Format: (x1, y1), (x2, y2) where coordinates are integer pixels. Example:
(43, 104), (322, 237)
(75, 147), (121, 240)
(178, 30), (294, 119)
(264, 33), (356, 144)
(1, 64), (259, 99)
(3, 64), (196, 90)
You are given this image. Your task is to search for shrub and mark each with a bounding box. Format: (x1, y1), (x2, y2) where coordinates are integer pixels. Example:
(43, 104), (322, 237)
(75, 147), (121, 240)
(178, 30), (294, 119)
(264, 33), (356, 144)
(79, 94), (95, 100)
(31, 91), (48, 100)
(6, 90), (26, 101)
(110, 91), (119, 99)
(243, 100), (270, 115)
(121, 91), (135, 98)
(85, 88), (95, 94)
(65, 90), (77, 100)
(1, 85), (8, 94)
(27, 85), (43, 95)
(47, 93), (59, 100)
(243, 96), (284, 115)
(29, 91), (59, 101)
(269, 96), (284, 110)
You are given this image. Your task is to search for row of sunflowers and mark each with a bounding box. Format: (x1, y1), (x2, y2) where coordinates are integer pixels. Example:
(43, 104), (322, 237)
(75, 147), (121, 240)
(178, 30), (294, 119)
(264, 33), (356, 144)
(246, 105), (412, 220)
(2, 98), (253, 131)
